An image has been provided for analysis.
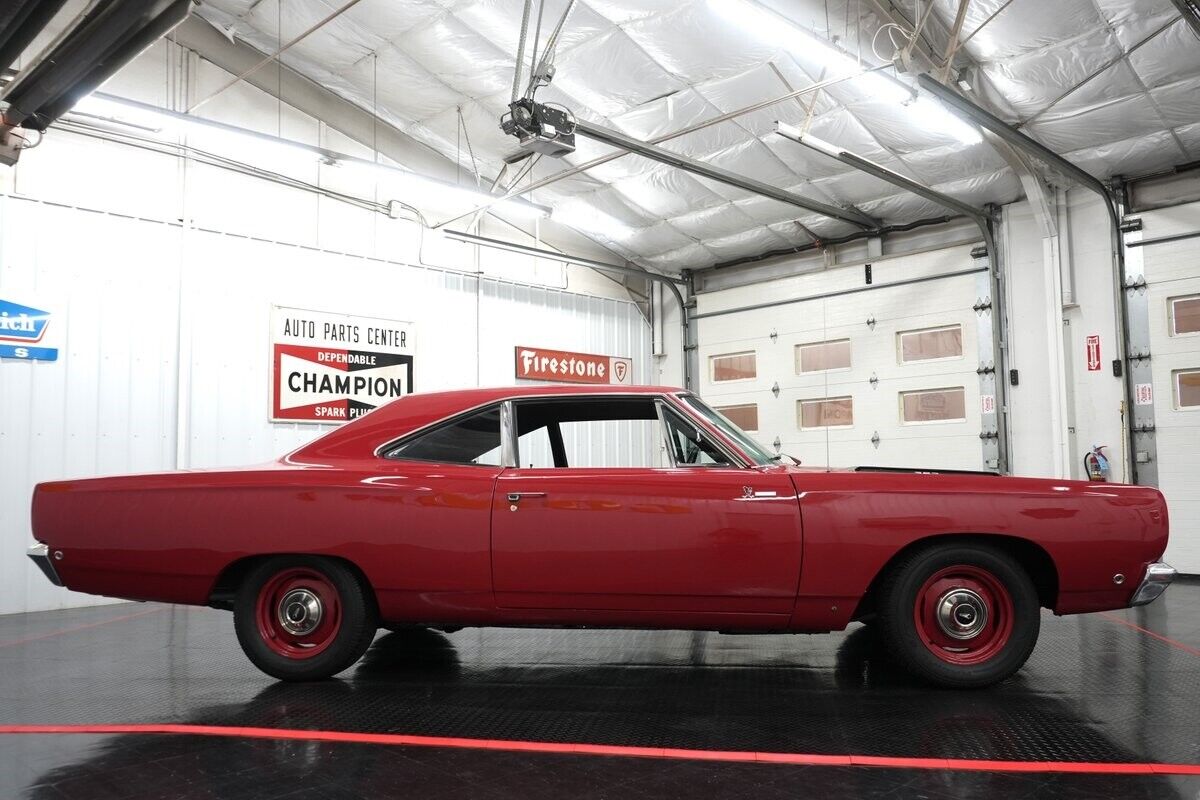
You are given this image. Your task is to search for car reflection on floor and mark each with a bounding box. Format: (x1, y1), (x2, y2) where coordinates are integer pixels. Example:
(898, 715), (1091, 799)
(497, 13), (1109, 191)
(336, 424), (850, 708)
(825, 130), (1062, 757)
(2, 584), (1199, 799)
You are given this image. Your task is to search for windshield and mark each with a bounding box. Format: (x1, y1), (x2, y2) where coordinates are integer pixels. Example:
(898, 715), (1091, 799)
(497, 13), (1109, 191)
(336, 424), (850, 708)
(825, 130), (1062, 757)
(679, 394), (776, 466)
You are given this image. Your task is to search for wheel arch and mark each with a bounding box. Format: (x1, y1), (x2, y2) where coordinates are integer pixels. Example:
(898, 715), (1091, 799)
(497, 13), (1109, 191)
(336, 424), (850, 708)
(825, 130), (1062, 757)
(851, 533), (1059, 622)
(208, 553), (379, 616)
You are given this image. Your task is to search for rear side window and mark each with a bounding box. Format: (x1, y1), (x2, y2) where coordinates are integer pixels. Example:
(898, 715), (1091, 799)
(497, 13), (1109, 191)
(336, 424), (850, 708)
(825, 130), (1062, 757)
(384, 405), (503, 465)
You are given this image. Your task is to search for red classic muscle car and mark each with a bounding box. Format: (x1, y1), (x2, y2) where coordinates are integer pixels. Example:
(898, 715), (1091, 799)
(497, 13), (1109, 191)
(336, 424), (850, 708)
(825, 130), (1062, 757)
(28, 385), (1174, 687)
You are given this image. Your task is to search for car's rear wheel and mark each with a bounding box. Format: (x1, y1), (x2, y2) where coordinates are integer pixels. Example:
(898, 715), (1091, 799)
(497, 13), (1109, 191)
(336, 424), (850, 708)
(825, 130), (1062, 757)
(877, 543), (1040, 688)
(234, 556), (377, 681)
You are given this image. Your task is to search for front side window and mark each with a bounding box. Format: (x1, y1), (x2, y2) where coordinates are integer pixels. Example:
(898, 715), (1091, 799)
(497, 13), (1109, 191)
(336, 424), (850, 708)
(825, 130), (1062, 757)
(662, 407), (734, 467)
(681, 395), (774, 465)
(901, 387), (967, 423)
(1170, 295), (1200, 336)
(384, 405), (502, 465)
(798, 397), (853, 429)
(796, 339), (851, 373)
(1176, 369), (1200, 409)
(898, 325), (963, 363)
(710, 351), (756, 382)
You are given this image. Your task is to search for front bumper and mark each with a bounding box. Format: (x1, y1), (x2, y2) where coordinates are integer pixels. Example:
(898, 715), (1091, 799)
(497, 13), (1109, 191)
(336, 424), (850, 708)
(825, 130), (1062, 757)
(27, 542), (63, 587)
(1129, 561), (1175, 607)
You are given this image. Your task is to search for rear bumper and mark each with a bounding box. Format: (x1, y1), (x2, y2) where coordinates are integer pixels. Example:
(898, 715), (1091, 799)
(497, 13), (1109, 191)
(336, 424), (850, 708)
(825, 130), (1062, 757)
(27, 542), (63, 587)
(1129, 561), (1175, 607)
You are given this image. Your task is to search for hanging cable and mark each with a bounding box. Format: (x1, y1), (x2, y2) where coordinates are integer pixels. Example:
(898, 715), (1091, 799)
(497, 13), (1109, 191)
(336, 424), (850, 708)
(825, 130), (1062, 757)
(511, 0), (533, 104)
(524, 0), (578, 99)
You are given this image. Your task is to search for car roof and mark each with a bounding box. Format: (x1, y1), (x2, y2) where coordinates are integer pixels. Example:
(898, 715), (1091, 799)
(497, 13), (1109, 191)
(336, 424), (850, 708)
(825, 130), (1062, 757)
(287, 384), (685, 462)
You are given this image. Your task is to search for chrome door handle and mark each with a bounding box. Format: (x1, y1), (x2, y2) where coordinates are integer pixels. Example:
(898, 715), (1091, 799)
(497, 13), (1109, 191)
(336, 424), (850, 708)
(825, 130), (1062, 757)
(507, 492), (547, 502)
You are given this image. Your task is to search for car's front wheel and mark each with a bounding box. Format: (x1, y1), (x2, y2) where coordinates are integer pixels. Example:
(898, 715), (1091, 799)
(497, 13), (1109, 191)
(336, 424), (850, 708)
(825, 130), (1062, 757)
(234, 556), (377, 681)
(877, 543), (1040, 688)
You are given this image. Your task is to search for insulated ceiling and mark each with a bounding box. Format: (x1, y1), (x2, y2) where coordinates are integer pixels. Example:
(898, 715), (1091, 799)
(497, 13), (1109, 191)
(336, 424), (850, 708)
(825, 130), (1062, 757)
(192, 0), (1200, 271)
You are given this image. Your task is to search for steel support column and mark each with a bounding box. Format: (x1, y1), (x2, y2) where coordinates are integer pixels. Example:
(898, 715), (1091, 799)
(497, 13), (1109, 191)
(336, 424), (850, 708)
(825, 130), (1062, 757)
(917, 74), (1152, 485)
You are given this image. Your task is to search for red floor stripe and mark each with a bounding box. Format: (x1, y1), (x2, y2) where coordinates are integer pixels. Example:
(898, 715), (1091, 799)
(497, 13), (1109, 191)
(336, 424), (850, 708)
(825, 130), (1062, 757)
(0, 607), (164, 649)
(1, 724), (1198, 775)
(1099, 611), (1200, 658)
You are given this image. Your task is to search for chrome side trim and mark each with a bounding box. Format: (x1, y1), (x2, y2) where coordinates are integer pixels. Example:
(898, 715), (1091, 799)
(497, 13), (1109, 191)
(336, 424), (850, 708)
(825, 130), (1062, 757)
(27, 542), (63, 587)
(500, 400), (517, 468)
(1129, 561), (1175, 607)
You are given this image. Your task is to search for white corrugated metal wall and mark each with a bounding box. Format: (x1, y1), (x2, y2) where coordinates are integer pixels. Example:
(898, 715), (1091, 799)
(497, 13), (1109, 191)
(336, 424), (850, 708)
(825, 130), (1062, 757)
(0, 186), (651, 617)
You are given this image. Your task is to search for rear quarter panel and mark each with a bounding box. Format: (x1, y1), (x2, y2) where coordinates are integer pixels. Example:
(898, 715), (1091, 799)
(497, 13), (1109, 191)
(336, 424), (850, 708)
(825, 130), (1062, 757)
(787, 471), (1168, 631)
(32, 460), (501, 621)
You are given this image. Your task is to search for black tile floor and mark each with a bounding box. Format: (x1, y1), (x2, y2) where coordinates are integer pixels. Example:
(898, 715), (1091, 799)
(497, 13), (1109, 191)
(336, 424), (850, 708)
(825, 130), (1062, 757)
(2, 581), (1199, 798)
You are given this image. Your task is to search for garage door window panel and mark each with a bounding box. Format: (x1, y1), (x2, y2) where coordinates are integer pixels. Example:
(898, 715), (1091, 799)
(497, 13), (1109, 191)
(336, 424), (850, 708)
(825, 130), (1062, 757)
(898, 325), (963, 364)
(1176, 370), (1200, 410)
(901, 388), (967, 424)
(1169, 296), (1200, 336)
(796, 339), (851, 374)
(798, 397), (854, 429)
(714, 403), (759, 432)
(711, 352), (756, 382)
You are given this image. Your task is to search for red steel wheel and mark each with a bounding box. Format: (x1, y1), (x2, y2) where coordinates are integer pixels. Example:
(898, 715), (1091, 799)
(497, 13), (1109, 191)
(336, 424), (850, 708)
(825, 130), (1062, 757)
(254, 567), (344, 659)
(878, 543), (1040, 688)
(235, 556), (378, 681)
(912, 565), (1014, 666)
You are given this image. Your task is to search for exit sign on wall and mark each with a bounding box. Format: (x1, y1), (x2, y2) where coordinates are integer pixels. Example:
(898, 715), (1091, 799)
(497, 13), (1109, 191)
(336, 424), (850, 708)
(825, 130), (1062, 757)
(515, 346), (633, 384)
(1086, 334), (1102, 371)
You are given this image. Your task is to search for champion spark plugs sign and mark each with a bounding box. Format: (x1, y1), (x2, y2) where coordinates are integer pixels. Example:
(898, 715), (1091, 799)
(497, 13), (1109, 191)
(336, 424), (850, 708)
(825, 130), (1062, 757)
(515, 346), (633, 385)
(271, 305), (414, 423)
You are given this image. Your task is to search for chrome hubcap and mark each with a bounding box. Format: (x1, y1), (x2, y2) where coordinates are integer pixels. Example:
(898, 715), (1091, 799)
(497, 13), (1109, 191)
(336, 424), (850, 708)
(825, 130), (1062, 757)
(278, 589), (322, 636)
(935, 588), (988, 640)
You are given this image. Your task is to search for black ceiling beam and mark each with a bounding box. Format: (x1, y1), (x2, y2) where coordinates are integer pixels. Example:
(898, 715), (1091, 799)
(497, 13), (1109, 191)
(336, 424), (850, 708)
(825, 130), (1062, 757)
(1169, 0), (1200, 40)
(0, 0), (72, 78)
(4, 0), (189, 131)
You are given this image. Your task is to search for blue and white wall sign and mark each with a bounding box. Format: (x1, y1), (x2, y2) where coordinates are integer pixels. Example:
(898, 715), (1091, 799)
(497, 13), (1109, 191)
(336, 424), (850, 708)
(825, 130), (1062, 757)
(0, 298), (59, 361)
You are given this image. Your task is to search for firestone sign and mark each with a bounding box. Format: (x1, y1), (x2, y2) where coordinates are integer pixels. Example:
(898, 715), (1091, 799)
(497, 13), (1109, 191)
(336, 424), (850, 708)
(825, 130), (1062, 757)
(515, 346), (633, 385)
(271, 305), (414, 424)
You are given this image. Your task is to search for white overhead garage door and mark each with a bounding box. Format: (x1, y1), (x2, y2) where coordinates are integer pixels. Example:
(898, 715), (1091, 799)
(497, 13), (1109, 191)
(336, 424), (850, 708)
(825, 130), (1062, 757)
(695, 245), (994, 471)
(1129, 200), (1200, 573)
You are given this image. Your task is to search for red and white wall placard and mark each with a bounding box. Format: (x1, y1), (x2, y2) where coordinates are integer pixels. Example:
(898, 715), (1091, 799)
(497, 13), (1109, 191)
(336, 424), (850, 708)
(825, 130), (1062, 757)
(1085, 334), (1102, 371)
(515, 346), (633, 385)
(271, 305), (415, 424)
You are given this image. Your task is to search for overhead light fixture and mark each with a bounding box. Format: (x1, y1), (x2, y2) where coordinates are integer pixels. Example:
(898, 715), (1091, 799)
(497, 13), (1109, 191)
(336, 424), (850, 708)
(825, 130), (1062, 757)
(708, 0), (980, 145)
(550, 201), (632, 240)
(708, 0), (911, 100)
(67, 93), (549, 219)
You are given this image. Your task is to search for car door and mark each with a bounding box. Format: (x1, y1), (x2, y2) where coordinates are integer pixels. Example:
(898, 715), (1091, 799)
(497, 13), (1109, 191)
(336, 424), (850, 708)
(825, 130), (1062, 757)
(490, 396), (803, 626)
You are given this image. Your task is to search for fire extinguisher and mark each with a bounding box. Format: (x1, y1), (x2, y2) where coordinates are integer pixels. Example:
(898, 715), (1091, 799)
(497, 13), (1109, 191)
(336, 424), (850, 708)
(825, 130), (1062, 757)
(1083, 445), (1110, 482)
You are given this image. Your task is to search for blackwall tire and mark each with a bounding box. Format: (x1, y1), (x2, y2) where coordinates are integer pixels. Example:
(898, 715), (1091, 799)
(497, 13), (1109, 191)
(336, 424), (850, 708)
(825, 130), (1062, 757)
(877, 543), (1040, 689)
(234, 556), (377, 681)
